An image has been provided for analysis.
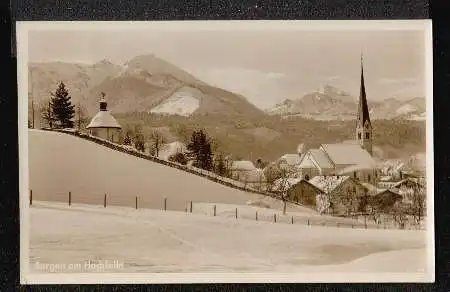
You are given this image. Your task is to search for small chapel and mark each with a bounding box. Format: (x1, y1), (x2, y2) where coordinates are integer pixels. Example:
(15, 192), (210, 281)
(86, 93), (122, 143)
(295, 55), (378, 184)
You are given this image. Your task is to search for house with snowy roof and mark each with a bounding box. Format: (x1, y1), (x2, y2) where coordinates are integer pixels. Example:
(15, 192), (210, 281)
(86, 97), (122, 143)
(308, 175), (368, 216)
(158, 141), (187, 160)
(271, 177), (323, 208)
(360, 182), (402, 213)
(231, 160), (266, 190)
(294, 57), (378, 184)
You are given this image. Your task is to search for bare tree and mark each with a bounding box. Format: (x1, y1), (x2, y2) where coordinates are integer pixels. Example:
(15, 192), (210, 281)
(149, 130), (166, 157)
(391, 201), (408, 229)
(274, 165), (297, 215)
(40, 99), (56, 129)
(76, 103), (89, 131)
(410, 182), (426, 226)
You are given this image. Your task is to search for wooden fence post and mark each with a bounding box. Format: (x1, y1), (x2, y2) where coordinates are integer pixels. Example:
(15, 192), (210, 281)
(190, 201), (193, 213)
(135, 196), (138, 210)
(291, 216), (294, 224)
(213, 205), (216, 216)
(274, 214), (277, 223)
(104, 194), (107, 208)
(69, 191), (71, 206)
(235, 208), (238, 219)
(164, 197), (167, 211)
(307, 219), (310, 226)
(364, 216), (367, 229)
(256, 211), (258, 221)
(29, 189), (32, 206)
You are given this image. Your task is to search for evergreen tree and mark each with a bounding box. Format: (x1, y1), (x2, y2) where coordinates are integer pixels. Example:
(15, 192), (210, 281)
(51, 82), (75, 128)
(214, 153), (227, 176)
(169, 152), (188, 165)
(187, 129), (213, 170)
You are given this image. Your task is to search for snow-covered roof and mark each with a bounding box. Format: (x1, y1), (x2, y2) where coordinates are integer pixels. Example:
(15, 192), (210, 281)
(272, 177), (302, 192)
(309, 149), (334, 169)
(392, 178), (423, 189)
(278, 153), (303, 166)
(231, 160), (256, 171)
(235, 168), (266, 182)
(308, 175), (349, 193)
(86, 110), (121, 129)
(320, 143), (376, 167)
(360, 182), (383, 195)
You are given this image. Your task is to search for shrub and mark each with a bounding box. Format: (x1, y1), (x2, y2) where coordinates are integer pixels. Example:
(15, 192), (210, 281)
(168, 152), (188, 165)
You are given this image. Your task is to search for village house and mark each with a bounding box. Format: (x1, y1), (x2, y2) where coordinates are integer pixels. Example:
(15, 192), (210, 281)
(271, 177), (323, 208)
(361, 182), (402, 213)
(231, 160), (267, 190)
(86, 97), (122, 143)
(158, 141), (187, 160)
(390, 178), (425, 205)
(308, 175), (368, 216)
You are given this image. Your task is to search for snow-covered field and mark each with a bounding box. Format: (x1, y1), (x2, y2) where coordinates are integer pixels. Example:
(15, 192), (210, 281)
(29, 201), (428, 274)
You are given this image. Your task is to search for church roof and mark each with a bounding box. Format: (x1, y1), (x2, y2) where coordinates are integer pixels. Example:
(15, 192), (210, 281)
(357, 56), (371, 127)
(86, 110), (122, 129)
(321, 143), (376, 167)
(309, 149), (334, 169)
(337, 163), (375, 175)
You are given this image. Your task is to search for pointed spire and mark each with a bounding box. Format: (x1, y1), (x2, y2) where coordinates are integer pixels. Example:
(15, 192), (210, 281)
(357, 53), (371, 126)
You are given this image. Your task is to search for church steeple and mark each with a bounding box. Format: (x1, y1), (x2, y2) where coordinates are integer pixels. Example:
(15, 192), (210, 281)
(356, 54), (373, 156)
(357, 54), (371, 127)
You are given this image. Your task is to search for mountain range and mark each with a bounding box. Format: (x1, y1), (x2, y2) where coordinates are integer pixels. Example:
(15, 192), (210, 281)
(29, 55), (425, 121)
(28, 54), (264, 118)
(266, 85), (426, 121)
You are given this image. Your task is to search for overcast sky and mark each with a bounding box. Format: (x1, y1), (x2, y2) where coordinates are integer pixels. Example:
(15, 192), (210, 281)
(28, 27), (427, 109)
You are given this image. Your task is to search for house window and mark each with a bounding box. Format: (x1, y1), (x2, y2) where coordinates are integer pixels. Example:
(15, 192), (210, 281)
(353, 172), (357, 178)
(368, 174), (371, 182)
(358, 133), (361, 139)
(366, 133), (370, 139)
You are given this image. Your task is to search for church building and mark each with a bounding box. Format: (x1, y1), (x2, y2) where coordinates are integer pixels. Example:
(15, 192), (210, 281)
(295, 56), (378, 184)
(86, 95), (122, 143)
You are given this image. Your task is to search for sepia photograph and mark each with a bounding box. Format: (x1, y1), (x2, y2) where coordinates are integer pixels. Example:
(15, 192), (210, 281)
(17, 20), (434, 283)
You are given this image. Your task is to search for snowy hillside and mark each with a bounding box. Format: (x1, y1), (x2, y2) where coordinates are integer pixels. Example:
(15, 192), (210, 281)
(150, 86), (201, 117)
(28, 130), (307, 212)
(29, 202), (429, 276)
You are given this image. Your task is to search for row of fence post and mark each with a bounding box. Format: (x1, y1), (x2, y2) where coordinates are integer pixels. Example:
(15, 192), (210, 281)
(27, 189), (416, 230)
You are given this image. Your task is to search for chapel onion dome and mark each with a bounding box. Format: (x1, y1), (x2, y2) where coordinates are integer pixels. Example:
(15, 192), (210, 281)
(86, 98), (122, 129)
